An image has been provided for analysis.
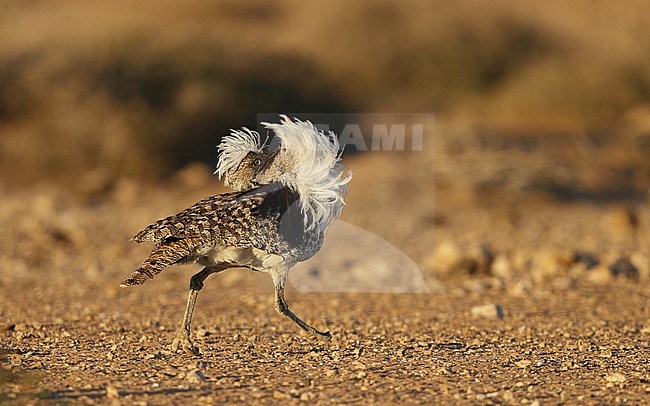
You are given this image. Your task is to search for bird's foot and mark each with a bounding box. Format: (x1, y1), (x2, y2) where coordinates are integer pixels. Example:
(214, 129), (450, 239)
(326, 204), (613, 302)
(171, 329), (200, 355)
(311, 329), (332, 341)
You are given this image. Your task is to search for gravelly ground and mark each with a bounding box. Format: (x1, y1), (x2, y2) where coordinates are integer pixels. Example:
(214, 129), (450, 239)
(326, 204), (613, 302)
(2, 273), (649, 404)
(2, 134), (650, 404)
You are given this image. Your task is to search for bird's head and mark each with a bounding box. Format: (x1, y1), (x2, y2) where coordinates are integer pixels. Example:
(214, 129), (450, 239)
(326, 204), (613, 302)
(214, 128), (280, 191)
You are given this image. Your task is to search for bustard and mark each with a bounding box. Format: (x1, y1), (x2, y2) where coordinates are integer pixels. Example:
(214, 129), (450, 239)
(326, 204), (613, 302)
(121, 116), (352, 354)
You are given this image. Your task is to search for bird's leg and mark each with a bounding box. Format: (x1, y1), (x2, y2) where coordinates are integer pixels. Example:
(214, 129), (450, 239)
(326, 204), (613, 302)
(273, 281), (331, 341)
(172, 265), (228, 355)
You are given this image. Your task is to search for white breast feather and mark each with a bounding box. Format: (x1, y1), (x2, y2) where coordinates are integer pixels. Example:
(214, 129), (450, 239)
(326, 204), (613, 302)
(262, 115), (353, 233)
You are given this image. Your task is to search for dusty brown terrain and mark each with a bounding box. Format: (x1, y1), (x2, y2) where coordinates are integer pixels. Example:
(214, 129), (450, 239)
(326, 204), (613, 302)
(2, 127), (650, 404)
(2, 270), (649, 404)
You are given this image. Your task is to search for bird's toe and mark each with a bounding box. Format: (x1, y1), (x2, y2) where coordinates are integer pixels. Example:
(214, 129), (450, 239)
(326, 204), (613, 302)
(171, 329), (200, 355)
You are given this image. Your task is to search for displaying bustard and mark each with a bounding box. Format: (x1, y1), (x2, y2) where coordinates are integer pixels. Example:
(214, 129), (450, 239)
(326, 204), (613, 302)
(121, 116), (352, 354)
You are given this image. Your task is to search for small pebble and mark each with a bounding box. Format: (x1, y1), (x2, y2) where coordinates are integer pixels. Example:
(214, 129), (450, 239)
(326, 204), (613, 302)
(605, 372), (626, 383)
(515, 360), (531, 368)
(325, 368), (339, 377)
(105, 385), (119, 398)
(491, 254), (512, 278)
(196, 328), (210, 338)
(425, 240), (462, 275)
(605, 207), (638, 238)
(300, 391), (316, 401)
(185, 369), (207, 383)
(609, 258), (639, 279)
(586, 266), (612, 285)
(273, 390), (290, 399)
(351, 361), (367, 370)
(471, 304), (504, 319)
(573, 251), (599, 269)
(630, 252), (650, 280)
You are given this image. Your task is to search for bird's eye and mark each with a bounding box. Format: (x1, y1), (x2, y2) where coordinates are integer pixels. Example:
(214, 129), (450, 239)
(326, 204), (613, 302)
(253, 158), (262, 166)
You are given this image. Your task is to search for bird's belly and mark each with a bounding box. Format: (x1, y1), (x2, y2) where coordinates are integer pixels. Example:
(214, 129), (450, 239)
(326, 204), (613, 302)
(198, 245), (288, 272)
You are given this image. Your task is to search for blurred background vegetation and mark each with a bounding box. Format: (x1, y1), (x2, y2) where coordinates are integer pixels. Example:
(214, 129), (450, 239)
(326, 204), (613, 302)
(0, 0), (649, 197)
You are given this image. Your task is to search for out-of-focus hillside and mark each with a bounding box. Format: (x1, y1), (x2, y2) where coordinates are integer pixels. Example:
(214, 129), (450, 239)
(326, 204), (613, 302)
(0, 0), (649, 194)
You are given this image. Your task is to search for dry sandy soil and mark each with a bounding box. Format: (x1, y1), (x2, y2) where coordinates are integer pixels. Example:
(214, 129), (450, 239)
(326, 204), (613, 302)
(2, 265), (649, 405)
(2, 129), (650, 404)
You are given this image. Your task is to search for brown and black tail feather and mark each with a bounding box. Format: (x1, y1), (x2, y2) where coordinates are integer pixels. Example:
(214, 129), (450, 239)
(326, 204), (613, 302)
(120, 238), (200, 287)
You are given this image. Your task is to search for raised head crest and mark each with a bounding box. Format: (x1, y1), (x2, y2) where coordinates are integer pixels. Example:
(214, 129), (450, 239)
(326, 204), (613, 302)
(214, 127), (265, 180)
